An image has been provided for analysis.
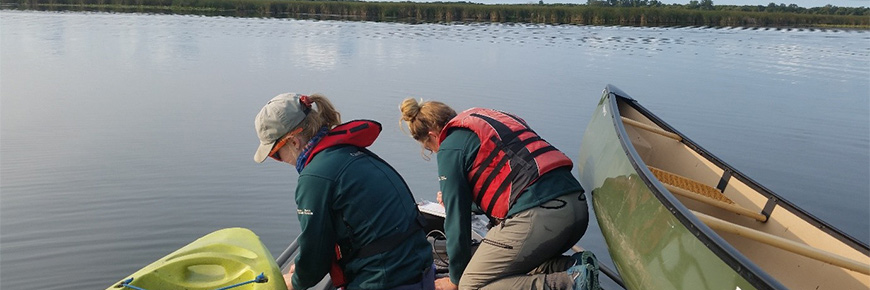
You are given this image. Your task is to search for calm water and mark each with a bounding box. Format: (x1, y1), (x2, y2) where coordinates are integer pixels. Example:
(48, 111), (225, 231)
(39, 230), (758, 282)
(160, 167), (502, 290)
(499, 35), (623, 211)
(1, 10), (867, 290)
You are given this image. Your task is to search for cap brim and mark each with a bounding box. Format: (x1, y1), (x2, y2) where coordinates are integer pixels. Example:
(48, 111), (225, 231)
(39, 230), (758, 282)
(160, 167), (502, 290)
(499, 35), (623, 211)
(254, 141), (276, 163)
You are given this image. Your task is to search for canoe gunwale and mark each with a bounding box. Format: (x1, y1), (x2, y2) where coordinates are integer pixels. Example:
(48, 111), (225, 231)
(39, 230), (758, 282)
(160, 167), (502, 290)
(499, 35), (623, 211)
(277, 238), (299, 270)
(603, 84), (785, 290)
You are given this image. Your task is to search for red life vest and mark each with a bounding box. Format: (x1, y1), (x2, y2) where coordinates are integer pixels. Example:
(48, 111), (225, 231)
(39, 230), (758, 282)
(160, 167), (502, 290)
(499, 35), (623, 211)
(439, 108), (573, 219)
(302, 119), (381, 167)
(302, 119), (381, 289)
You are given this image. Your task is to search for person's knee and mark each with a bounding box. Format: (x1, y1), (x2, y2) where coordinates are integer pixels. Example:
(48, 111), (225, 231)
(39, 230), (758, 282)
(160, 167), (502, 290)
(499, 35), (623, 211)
(457, 272), (494, 290)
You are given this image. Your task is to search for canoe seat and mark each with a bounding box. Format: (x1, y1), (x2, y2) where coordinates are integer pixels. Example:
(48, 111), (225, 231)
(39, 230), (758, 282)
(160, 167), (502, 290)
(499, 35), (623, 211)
(648, 166), (768, 222)
(648, 166), (734, 204)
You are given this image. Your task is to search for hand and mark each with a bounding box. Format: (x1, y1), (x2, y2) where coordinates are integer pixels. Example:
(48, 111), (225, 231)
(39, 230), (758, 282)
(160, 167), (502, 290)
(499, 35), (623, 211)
(436, 191), (444, 206)
(434, 277), (458, 290)
(283, 264), (296, 290)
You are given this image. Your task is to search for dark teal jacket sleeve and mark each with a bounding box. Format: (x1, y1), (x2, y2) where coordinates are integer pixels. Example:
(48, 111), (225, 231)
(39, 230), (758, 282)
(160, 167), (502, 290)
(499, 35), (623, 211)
(436, 129), (479, 285)
(292, 175), (337, 290)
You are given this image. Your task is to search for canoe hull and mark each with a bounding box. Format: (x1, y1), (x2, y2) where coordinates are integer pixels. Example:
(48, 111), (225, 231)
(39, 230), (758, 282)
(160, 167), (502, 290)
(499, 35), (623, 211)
(578, 87), (774, 290)
(579, 85), (870, 290)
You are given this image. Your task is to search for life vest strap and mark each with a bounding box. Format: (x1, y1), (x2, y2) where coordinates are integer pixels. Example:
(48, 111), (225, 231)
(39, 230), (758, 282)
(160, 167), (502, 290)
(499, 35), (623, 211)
(469, 135), (541, 192)
(528, 145), (558, 158)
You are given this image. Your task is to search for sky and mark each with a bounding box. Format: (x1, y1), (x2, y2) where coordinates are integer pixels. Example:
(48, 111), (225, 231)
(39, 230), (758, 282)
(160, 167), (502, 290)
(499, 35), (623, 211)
(468, 0), (869, 7)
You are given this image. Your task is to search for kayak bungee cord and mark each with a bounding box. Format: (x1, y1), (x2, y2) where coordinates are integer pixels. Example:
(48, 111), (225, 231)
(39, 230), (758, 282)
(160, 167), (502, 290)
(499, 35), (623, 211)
(117, 279), (147, 290)
(118, 272), (268, 290)
(213, 273), (269, 290)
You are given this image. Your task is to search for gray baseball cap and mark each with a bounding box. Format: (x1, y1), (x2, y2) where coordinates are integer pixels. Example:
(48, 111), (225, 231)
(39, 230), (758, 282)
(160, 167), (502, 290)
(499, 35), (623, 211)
(254, 93), (309, 163)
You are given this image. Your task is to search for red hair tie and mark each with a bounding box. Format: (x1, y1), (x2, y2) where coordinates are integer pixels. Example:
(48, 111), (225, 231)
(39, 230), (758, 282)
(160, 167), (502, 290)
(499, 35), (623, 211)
(299, 95), (313, 108)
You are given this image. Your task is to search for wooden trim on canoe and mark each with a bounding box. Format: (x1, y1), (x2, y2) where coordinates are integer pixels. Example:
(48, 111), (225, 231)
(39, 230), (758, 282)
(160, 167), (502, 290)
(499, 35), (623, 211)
(621, 116), (682, 141)
(693, 211), (870, 275)
(669, 183), (768, 222)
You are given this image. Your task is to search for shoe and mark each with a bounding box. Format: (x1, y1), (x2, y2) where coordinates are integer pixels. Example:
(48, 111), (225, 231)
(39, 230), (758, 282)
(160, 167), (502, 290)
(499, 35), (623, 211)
(566, 251), (600, 290)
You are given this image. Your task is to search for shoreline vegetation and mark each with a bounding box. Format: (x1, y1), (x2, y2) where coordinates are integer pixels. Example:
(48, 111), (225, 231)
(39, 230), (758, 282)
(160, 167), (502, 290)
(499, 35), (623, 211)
(2, 0), (868, 28)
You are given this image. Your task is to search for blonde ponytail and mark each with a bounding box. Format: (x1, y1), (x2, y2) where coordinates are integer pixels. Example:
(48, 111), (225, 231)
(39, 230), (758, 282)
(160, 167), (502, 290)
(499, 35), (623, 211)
(298, 93), (341, 139)
(398, 97), (457, 141)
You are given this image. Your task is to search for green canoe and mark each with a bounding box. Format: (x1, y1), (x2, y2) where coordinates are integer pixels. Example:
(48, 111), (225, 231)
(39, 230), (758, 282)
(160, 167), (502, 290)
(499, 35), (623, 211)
(108, 228), (287, 290)
(577, 85), (870, 290)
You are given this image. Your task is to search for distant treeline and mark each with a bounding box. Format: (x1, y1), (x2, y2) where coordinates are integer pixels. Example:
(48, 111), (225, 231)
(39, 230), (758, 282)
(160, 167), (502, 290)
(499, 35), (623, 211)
(586, 0), (866, 16)
(3, 0), (868, 28)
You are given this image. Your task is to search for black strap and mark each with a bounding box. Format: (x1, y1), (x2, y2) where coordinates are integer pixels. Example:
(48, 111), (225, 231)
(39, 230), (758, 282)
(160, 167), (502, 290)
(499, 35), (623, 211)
(354, 214), (426, 259)
(327, 122), (370, 136)
(716, 169), (732, 192)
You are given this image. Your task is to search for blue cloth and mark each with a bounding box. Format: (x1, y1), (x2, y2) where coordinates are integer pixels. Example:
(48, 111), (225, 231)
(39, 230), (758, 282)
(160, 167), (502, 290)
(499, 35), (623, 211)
(295, 126), (330, 173)
(384, 264), (435, 290)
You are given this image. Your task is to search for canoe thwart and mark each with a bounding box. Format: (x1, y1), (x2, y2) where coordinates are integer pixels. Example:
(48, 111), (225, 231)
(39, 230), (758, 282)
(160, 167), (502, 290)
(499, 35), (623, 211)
(693, 211), (870, 276)
(620, 116), (682, 141)
(649, 166), (769, 222)
(666, 183), (768, 222)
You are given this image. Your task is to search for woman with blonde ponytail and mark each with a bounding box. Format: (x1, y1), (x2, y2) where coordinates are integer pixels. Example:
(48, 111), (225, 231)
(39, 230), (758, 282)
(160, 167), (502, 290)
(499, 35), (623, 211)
(254, 93), (435, 290)
(399, 98), (456, 159)
(399, 98), (599, 290)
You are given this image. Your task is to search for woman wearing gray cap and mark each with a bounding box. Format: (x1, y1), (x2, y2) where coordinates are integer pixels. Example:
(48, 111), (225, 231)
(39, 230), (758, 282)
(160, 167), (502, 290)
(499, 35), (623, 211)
(254, 93), (434, 290)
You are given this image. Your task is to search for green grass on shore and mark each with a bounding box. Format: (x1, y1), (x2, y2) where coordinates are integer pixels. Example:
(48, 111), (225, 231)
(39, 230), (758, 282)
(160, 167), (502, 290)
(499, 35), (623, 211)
(3, 0), (868, 28)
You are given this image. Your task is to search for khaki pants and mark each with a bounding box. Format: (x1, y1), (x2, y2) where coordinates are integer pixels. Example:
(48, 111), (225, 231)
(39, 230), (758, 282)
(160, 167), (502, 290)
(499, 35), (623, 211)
(458, 191), (589, 290)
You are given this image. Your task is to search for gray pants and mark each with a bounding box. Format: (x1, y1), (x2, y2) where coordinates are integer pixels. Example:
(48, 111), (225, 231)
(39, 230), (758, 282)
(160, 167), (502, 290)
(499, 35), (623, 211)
(458, 191), (589, 290)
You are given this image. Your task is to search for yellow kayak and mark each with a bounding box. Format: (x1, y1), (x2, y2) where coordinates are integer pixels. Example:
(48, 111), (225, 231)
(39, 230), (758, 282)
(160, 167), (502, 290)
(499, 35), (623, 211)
(108, 228), (287, 290)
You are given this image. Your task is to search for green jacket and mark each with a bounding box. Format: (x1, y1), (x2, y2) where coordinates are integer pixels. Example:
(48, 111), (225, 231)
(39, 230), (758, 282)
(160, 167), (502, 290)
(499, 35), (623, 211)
(437, 128), (584, 285)
(292, 145), (432, 290)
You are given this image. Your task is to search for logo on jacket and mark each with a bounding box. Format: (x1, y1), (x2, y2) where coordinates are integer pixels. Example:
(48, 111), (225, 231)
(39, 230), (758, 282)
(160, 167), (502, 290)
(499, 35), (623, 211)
(297, 209), (314, 215)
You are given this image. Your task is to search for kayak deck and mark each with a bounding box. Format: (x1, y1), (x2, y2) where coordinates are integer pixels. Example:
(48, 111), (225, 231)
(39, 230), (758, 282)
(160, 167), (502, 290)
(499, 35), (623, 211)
(109, 228), (287, 290)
